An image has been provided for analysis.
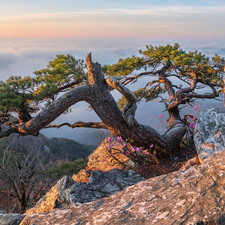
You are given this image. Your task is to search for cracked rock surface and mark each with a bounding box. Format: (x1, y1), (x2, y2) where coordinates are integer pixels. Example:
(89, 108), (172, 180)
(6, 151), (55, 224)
(194, 108), (225, 162)
(21, 150), (225, 225)
(23, 168), (144, 216)
(63, 168), (145, 206)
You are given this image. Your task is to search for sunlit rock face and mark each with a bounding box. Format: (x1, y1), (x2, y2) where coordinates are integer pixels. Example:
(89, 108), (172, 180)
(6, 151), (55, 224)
(86, 136), (136, 172)
(24, 176), (75, 215)
(194, 108), (225, 162)
(72, 136), (136, 183)
(72, 169), (91, 182)
(21, 150), (225, 225)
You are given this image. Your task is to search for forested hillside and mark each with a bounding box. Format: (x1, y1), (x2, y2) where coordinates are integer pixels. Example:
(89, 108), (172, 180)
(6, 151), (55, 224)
(8, 133), (96, 163)
(0, 133), (95, 213)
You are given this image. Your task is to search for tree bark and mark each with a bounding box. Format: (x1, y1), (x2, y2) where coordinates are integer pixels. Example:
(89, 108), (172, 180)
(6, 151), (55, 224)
(163, 107), (186, 151)
(0, 53), (189, 154)
(85, 53), (168, 151)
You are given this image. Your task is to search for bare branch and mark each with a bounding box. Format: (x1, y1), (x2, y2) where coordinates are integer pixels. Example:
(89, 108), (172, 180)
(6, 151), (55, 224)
(0, 128), (18, 139)
(0, 85), (92, 138)
(86, 53), (105, 86)
(45, 121), (107, 129)
(143, 80), (160, 88)
(0, 190), (17, 198)
(106, 77), (137, 126)
(0, 168), (21, 203)
(152, 96), (169, 108)
(121, 71), (158, 86)
(165, 73), (191, 85)
(167, 79), (198, 110)
(158, 64), (176, 100)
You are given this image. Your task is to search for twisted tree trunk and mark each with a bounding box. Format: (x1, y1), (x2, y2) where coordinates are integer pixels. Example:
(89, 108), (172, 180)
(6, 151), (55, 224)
(84, 53), (186, 152)
(0, 53), (187, 154)
(163, 107), (186, 151)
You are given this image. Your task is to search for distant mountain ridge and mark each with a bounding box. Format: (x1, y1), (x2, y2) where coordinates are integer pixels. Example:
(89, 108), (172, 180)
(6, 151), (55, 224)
(7, 133), (97, 163)
(41, 127), (108, 146)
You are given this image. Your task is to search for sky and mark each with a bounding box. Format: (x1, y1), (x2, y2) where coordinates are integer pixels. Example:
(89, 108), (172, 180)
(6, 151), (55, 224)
(0, 0), (225, 38)
(0, 0), (225, 143)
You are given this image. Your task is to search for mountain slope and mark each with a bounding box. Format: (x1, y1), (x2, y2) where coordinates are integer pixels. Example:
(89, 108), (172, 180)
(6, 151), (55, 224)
(7, 133), (96, 163)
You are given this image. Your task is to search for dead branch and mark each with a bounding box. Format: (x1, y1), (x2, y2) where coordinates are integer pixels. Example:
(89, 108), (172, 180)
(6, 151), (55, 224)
(45, 121), (107, 129)
(106, 77), (137, 126)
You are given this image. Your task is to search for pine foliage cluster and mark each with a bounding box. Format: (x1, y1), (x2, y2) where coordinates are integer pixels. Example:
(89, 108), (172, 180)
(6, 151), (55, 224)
(0, 54), (86, 119)
(0, 44), (224, 124)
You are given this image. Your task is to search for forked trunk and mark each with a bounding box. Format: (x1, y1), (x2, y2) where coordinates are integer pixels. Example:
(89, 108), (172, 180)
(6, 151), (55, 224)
(86, 53), (186, 153)
(8, 53), (187, 156)
(163, 107), (186, 152)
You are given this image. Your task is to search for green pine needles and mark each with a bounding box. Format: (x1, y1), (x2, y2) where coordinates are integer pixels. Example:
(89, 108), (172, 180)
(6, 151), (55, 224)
(0, 44), (224, 126)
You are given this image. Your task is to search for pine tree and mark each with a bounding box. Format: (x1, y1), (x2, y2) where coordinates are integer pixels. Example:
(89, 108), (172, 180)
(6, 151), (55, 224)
(0, 44), (223, 155)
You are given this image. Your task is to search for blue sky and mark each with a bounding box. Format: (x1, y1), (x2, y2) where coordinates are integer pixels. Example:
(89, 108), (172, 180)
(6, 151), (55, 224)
(1, 0), (225, 15)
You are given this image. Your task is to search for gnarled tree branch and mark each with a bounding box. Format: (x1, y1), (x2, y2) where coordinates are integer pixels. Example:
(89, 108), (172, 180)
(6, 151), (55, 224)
(0, 85), (92, 137)
(45, 121), (107, 129)
(121, 71), (158, 85)
(106, 77), (137, 126)
(167, 79), (217, 110)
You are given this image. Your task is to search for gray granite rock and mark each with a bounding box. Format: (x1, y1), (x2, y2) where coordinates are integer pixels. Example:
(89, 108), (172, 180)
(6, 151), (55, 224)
(60, 168), (145, 206)
(21, 150), (225, 225)
(0, 212), (25, 225)
(25, 168), (144, 215)
(194, 108), (225, 162)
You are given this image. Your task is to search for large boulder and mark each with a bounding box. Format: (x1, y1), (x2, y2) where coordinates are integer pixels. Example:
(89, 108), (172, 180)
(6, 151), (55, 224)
(24, 168), (144, 216)
(194, 108), (225, 162)
(21, 150), (225, 225)
(86, 136), (135, 171)
(0, 211), (25, 225)
(60, 168), (145, 207)
(24, 175), (75, 215)
(72, 136), (136, 182)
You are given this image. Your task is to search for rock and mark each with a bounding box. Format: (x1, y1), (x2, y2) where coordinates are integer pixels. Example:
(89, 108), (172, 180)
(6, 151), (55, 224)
(21, 150), (225, 225)
(194, 108), (225, 162)
(0, 212), (25, 225)
(72, 136), (136, 183)
(25, 168), (144, 215)
(24, 175), (75, 215)
(179, 156), (199, 171)
(87, 136), (136, 171)
(63, 168), (145, 206)
(72, 169), (91, 182)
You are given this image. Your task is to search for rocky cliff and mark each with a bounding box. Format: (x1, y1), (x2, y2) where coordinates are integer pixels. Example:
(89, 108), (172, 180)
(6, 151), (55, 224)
(3, 108), (225, 225)
(20, 149), (225, 225)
